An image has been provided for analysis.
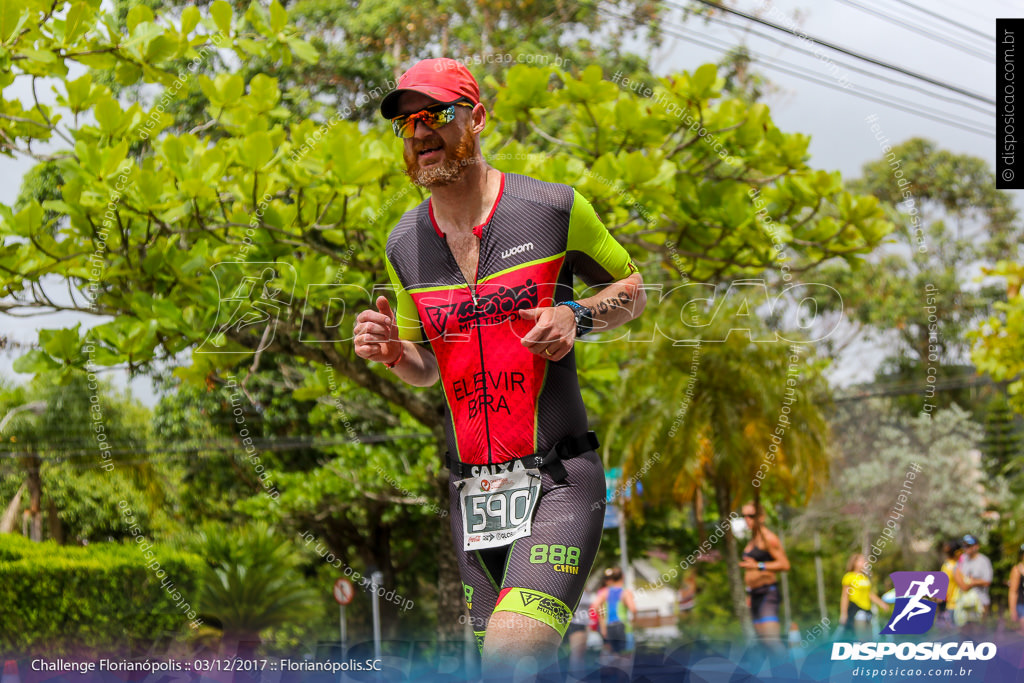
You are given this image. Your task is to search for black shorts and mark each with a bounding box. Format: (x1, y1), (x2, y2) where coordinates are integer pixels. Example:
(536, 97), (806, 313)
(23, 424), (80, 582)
(749, 583), (780, 625)
(450, 451), (605, 650)
(604, 622), (627, 652)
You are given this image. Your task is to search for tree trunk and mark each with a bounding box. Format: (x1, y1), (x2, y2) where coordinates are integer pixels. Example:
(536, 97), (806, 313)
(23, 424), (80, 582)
(26, 456), (42, 542)
(693, 489), (706, 545)
(48, 498), (64, 545)
(714, 480), (755, 641)
(0, 482), (26, 534)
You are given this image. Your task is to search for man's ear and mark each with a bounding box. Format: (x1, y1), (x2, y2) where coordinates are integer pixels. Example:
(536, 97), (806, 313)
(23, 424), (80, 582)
(471, 103), (487, 134)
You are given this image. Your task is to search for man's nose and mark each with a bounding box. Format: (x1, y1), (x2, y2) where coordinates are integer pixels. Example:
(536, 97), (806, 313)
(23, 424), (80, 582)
(411, 118), (434, 138)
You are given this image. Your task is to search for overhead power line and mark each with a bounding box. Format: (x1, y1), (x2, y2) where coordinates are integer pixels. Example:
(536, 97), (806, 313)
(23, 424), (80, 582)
(834, 374), (995, 402)
(602, 8), (994, 139)
(891, 0), (993, 40)
(834, 0), (995, 63)
(685, 0), (996, 106)
(686, 9), (995, 116)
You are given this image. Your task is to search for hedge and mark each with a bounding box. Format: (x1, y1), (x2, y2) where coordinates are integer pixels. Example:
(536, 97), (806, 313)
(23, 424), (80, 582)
(0, 534), (203, 656)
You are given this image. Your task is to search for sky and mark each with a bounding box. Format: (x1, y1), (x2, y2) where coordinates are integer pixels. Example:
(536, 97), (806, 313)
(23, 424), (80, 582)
(0, 0), (1015, 403)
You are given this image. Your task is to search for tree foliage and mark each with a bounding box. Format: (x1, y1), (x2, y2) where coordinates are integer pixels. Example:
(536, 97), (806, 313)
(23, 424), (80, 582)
(814, 139), (1019, 412)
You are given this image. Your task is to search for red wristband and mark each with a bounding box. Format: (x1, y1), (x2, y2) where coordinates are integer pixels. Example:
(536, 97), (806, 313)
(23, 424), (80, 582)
(384, 342), (405, 369)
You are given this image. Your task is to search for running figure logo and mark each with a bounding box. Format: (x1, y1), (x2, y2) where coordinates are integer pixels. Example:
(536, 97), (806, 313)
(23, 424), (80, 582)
(198, 262), (296, 354)
(881, 571), (948, 635)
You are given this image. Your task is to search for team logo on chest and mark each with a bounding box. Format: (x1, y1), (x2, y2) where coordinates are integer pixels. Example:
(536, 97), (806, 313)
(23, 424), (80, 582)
(423, 280), (539, 335)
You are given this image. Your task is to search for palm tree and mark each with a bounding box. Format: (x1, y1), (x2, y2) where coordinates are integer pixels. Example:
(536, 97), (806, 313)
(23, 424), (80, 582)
(193, 522), (320, 657)
(604, 295), (831, 638)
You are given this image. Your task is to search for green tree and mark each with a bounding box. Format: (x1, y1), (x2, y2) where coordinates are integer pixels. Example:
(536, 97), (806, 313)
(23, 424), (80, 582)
(0, 372), (157, 543)
(972, 262), (1024, 416)
(980, 390), (1023, 486)
(191, 522), (319, 655)
(815, 139), (1020, 414)
(601, 297), (831, 637)
(794, 400), (989, 576)
(1, 1), (890, 639)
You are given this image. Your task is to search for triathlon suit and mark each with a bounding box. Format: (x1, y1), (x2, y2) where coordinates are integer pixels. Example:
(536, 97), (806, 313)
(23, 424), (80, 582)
(603, 586), (627, 653)
(384, 173), (638, 650)
(744, 544), (779, 625)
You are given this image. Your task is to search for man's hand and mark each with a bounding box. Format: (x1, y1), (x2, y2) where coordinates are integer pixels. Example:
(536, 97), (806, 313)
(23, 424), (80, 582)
(519, 305), (576, 361)
(354, 296), (403, 365)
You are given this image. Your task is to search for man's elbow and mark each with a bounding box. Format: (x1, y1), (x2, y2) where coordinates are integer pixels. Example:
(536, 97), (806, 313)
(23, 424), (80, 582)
(625, 272), (647, 319)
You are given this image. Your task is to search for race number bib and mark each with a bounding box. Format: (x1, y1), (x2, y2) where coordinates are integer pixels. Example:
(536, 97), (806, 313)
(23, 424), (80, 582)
(459, 462), (542, 552)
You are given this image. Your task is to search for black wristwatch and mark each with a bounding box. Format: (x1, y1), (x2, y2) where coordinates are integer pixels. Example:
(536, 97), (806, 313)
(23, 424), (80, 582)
(557, 300), (593, 338)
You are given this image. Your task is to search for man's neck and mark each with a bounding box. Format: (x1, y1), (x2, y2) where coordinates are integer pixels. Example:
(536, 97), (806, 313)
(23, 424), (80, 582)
(430, 157), (500, 234)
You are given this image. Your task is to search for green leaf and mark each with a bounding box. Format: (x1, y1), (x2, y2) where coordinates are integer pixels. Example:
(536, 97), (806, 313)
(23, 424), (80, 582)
(125, 5), (154, 34)
(269, 0), (287, 33)
(63, 73), (94, 113)
(285, 36), (317, 63)
(63, 2), (90, 46)
(0, 0), (27, 44)
(12, 349), (61, 374)
(39, 326), (84, 364)
(248, 73), (280, 109)
(210, 0), (232, 36)
(241, 131), (273, 169)
(145, 34), (176, 63)
(691, 63), (717, 96)
(181, 5), (200, 34)
(94, 98), (123, 134)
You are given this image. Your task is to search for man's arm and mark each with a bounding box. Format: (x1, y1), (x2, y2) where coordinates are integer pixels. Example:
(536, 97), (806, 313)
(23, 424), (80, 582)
(354, 296), (439, 387)
(518, 272), (646, 360)
(976, 557), (993, 588)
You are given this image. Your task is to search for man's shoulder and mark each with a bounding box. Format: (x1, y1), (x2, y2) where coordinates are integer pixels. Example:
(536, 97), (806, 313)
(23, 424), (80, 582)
(385, 200), (430, 253)
(501, 172), (575, 211)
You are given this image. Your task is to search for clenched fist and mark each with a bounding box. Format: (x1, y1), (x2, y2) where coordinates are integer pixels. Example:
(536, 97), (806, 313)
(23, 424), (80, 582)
(354, 296), (403, 365)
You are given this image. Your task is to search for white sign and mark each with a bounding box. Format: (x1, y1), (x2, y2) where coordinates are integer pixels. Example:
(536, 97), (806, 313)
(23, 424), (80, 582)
(333, 577), (354, 606)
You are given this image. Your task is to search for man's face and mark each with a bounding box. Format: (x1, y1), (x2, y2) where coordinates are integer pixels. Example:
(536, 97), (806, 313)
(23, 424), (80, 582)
(396, 92), (478, 188)
(967, 543), (979, 557)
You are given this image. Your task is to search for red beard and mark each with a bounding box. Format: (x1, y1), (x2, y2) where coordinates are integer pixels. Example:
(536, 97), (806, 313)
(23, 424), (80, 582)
(403, 122), (478, 187)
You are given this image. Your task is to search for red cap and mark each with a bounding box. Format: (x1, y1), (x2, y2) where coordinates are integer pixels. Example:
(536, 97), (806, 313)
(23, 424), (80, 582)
(380, 59), (480, 119)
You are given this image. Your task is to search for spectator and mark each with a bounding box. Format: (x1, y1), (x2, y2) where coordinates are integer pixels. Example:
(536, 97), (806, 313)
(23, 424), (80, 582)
(567, 583), (600, 676)
(591, 567), (636, 666)
(938, 539), (962, 629)
(954, 534), (992, 634)
(1007, 544), (1024, 632)
(840, 553), (889, 640)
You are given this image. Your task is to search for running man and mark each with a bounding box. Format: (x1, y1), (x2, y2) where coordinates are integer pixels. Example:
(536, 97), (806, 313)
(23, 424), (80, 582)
(353, 58), (646, 677)
(887, 575), (939, 630)
(738, 501), (790, 652)
(592, 566), (636, 661)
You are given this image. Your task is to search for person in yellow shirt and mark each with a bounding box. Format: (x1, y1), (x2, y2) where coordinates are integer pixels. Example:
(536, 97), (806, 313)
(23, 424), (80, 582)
(939, 539), (962, 628)
(840, 553), (890, 640)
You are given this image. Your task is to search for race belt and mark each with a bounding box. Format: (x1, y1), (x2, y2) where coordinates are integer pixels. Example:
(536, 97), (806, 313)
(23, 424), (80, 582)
(449, 432), (599, 552)
(445, 431), (599, 483)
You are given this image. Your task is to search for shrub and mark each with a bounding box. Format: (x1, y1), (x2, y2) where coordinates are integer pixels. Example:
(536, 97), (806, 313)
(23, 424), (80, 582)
(0, 534), (202, 656)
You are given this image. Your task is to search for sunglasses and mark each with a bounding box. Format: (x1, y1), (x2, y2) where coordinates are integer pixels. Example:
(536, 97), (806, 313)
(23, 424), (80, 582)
(743, 513), (757, 519)
(391, 100), (473, 139)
